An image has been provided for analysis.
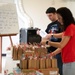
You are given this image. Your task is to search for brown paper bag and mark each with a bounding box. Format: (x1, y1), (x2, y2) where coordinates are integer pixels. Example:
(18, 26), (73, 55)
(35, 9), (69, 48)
(17, 46), (23, 60)
(28, 59), (39, 69)
(24, 50), (34, 57)
(52, 58), (57, 68)
(39, 58), (46, 69)
(33, 59), (39, 69)
(12, 46), (18, 60)
(20, 59), (27, 69)
(28, 59), (33, 69)
(35, 47), (47, 57)
(45, 58), (51, 68)
(36, 59), (39, 69)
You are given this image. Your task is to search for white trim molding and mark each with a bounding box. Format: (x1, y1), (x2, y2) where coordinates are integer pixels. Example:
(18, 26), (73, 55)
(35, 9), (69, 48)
(14, 0), (33, 29)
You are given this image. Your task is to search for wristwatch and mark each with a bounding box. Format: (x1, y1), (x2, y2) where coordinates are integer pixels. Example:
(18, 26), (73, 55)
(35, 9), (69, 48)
(46, 41), (48, 45)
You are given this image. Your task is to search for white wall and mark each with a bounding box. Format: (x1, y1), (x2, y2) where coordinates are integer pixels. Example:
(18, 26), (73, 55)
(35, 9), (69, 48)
(1, 0), (75, 53)
(22, 0), (75, 30)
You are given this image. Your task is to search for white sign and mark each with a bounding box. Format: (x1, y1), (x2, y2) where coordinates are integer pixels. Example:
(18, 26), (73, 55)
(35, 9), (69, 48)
(49, 71), (58, 75)
(39, 30), (47, 38)
(0, 3), (19, 36)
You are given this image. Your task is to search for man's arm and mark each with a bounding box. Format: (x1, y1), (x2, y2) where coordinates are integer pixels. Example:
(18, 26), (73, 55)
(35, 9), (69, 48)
(45, 32), (63, 40)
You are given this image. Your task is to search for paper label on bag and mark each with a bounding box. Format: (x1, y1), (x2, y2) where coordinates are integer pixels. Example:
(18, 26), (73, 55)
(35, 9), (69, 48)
(49, 71), (58, 75)
(36, 71), (44, 75)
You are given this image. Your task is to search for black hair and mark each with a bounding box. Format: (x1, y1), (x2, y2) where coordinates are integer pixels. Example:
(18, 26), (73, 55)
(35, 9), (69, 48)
(46, 7), (56, 14)
(57, 7), (75, 31)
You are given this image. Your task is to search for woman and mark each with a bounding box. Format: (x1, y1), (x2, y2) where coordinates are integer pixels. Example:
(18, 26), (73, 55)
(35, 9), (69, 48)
(43, 7), (75, 75)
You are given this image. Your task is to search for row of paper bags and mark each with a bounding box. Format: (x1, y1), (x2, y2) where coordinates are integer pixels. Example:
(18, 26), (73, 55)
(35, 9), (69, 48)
(20, 58), (57, 69)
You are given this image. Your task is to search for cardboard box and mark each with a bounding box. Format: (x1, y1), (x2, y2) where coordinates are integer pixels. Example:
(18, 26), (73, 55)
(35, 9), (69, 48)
(21, 68), (59, 75)
(21, 69), (36, 75)
(39, 68), (59, 75)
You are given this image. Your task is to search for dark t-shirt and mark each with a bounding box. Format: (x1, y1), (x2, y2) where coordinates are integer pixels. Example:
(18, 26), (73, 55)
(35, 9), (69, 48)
(45, 20), (63, 53)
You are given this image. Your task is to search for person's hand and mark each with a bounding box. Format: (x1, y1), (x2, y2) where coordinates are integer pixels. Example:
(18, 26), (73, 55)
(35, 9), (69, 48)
(36, 30), (40, 35)
(40, 39), (47, 45)
(46, 52), (55, 58)
(45, 34), (53, 39)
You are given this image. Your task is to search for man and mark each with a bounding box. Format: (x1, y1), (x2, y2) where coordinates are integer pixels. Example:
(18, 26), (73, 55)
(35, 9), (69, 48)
(45, 7), (63, 75)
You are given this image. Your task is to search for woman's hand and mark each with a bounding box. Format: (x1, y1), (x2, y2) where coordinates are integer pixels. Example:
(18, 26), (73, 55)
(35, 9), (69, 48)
(46, 52), (55, 58)
(45, 34), (53, 39)
(40, 39), (48, 45)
